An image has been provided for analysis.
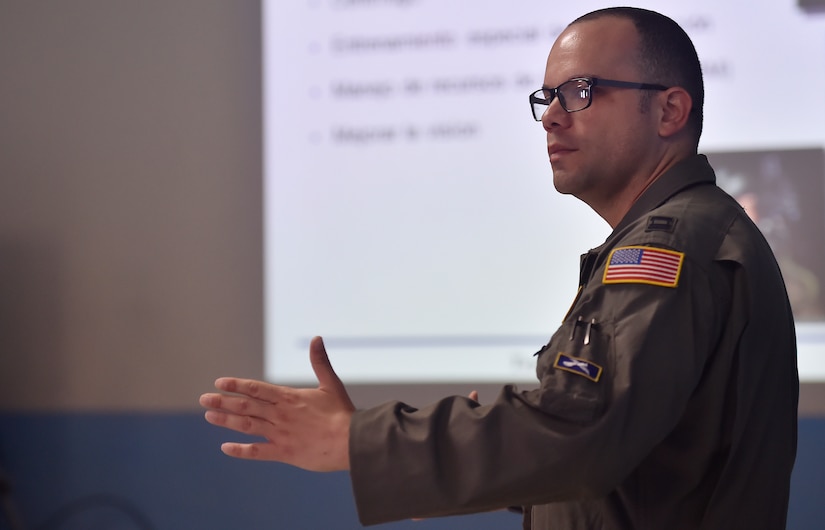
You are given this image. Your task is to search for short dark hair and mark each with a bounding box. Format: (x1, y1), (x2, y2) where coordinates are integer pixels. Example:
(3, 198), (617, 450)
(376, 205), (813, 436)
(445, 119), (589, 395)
(572, 7), (704, 148)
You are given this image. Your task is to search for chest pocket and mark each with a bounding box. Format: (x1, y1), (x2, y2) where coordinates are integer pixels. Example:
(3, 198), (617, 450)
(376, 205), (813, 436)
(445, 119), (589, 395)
(535, 315), (614, 425)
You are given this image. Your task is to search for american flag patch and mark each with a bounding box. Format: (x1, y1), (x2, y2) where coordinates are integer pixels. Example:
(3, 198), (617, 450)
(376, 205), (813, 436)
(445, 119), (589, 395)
(603, 246), (684, 287)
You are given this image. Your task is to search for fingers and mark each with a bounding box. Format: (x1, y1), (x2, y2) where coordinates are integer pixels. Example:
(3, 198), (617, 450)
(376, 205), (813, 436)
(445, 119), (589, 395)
(469, 390), (479, 401)
(199, 392), (270, 419)
(203, 408), (275, 440)
(309, 336), (341, 390)
(212, 377), (282, 403)
(309, 337), (352, 408)
(200, 338), (353, 470)
(200, 389), (285, 442)
(200, 392), (301, 463)
(220, 441), (281, 460)
(211, 337), (348, 399)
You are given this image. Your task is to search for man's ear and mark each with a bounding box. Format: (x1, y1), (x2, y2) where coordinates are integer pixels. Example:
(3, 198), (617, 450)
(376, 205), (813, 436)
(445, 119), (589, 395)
(657, 87), (693, 138)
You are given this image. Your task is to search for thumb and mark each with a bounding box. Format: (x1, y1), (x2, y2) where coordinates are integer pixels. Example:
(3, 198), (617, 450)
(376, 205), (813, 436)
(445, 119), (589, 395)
(309, 336), (348, 395)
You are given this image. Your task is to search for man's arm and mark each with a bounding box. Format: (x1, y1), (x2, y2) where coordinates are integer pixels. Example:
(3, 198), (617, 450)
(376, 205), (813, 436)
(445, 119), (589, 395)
(198, 336), (354, 472)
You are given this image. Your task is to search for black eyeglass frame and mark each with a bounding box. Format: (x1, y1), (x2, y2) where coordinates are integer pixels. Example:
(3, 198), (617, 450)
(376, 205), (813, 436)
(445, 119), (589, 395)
(529, 77), (669, 121)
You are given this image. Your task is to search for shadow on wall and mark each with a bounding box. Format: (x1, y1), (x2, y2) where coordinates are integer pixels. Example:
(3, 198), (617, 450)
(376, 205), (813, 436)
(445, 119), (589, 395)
(0, 241), (69, 410)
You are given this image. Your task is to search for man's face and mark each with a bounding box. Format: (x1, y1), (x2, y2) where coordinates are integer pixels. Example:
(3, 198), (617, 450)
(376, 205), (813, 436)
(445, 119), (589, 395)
(542, 17), (661, 209)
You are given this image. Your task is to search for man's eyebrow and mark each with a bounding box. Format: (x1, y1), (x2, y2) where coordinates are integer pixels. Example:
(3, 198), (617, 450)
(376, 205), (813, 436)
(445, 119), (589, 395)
(542, 74), (597, 89)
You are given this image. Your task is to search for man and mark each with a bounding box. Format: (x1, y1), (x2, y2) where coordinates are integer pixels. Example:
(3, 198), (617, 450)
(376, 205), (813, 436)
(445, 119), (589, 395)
(200, 7), (798, 529)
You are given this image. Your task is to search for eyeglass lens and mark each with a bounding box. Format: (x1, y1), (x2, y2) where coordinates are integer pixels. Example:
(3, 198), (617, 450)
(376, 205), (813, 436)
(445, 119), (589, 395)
(532, 79), (592, 120)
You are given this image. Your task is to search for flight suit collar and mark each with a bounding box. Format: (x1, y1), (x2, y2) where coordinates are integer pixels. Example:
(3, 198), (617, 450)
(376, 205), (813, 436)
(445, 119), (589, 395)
(613, 154), (717, 235)
(577, 155), (717, 287)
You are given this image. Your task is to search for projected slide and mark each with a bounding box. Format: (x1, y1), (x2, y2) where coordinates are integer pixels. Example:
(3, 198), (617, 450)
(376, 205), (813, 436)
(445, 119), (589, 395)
(263, 1), (825, 383)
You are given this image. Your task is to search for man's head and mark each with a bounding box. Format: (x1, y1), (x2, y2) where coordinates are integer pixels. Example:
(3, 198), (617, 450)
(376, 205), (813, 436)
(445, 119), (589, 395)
(572, 7), (704, 144)
(538, 7), (704, 226)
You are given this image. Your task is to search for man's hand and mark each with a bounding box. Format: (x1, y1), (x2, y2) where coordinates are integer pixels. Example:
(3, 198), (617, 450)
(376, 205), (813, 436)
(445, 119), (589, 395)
(199, 336), (355, 472)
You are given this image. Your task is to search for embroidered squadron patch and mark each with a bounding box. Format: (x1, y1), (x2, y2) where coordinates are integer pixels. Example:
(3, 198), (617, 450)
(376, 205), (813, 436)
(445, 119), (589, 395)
(602, 246), (684, 288)
(554, 352), (603, 382)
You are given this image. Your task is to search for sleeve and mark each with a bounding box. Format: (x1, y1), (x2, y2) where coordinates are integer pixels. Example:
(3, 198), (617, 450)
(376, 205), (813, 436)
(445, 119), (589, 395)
(349, 245), (730, 526)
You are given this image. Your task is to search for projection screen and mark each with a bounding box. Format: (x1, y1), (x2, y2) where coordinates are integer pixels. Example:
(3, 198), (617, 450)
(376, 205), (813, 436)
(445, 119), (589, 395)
(263, 0), (825, 384)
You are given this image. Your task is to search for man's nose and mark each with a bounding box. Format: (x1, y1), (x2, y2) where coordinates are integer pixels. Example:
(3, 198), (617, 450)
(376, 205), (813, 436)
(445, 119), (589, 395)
(542, 97), (570, 131)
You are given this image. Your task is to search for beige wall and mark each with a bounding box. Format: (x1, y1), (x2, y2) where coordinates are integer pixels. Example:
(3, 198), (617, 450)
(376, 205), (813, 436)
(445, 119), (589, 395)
(0, 1), (525, 413)
(0, 0), (263, 411)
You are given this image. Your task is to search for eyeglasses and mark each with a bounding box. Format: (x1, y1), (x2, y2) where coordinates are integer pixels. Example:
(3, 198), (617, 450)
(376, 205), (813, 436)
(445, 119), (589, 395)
(529, 77), (669, 121)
